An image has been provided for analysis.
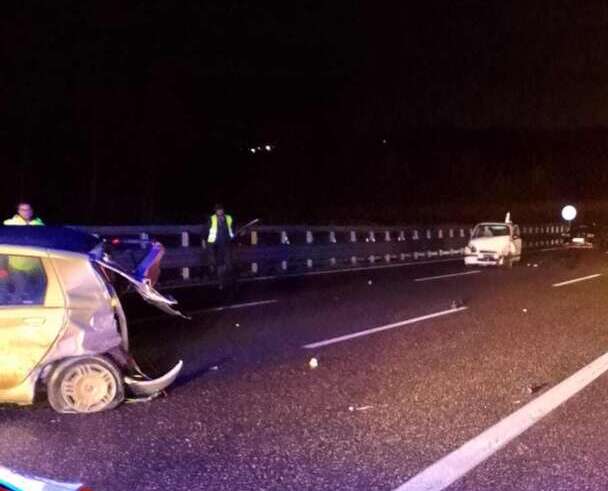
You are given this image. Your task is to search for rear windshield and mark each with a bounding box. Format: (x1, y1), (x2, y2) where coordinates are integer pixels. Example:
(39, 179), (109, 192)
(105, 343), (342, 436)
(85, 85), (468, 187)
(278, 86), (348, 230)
(473, 224), (510, 238)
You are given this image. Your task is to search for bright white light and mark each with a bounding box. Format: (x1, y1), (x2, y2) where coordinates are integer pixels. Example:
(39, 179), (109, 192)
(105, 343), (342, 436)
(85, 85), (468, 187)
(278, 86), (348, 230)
(561, 205), (577, 221)
(382, 139), (387, 144)
(250, 148), (256, 154)
(265, 145), (272, 151)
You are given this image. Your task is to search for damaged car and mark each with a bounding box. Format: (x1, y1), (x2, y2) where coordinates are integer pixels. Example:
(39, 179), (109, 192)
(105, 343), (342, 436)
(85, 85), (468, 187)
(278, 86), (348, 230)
(0, 226), (185, 414)
(464, 213), (522, 268)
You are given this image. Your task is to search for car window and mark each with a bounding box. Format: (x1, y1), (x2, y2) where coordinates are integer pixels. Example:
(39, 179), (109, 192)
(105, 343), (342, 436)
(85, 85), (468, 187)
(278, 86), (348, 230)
(473, 225), (509, 238)
(0, 254), (47, 306)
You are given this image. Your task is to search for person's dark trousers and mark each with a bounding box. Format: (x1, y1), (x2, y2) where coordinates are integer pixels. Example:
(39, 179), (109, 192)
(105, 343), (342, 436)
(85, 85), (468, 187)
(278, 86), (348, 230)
(211, 243), (235, 291)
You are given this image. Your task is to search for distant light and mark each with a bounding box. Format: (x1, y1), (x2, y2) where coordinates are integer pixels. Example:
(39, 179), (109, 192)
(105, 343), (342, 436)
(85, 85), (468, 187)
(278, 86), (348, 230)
(265, 145), (272, 151)
(250, 148), (256, 154)
(382, 139), (387, 144)
(561, 205), (577, 221)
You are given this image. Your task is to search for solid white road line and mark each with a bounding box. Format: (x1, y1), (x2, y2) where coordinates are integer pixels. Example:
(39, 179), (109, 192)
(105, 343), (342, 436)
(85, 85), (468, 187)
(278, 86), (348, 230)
(190, 299), (279, 314)
(414, 270), (481, 282)
(302, 307), (468, 349)
(244, 258), (464, 282)
(130, 299), (279, 324)
(538, 247), (565, 252)
(394, 349), (608, 491)
(552, 273), (601, 288)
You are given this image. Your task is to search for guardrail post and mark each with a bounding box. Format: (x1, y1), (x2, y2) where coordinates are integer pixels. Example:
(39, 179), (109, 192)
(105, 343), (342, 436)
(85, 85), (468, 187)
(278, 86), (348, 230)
(251, 230), (258, 245)
(281, 231), (290, 245)
(350, 230), (357, 242)
(449, 229), (454, 238)
(438, 229), (444, 239)
(330, 257), (336, 266)
(329, 231), (336, 243)
(384, 231), (391, 241)
(384, 254), (391, 263)
(140, 232), (148, 249)
(413, 230), (419, 240)
(426, 229), (432, 239)
(351, 256), (357, 265)
(251, 262), (258, 274)
(398, 231), (405, 242)
(281, 260), (288, 271)
(306, 230), (314, 244)
(307, 259), (313, 268)
(181, 231), (190, 280)
(367, 231), (375, 242)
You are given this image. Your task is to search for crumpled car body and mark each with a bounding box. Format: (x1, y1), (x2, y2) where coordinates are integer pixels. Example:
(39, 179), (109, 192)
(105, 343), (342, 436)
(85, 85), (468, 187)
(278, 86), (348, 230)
(464, 221), (522, 267)
(0, 226), (184, 414)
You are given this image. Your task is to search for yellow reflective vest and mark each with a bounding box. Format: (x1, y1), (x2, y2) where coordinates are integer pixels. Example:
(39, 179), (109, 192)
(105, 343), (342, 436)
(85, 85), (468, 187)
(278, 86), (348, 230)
(207, 214), (234, 243)
(3, 215), (44, 271)
(3, 215), (44, 226)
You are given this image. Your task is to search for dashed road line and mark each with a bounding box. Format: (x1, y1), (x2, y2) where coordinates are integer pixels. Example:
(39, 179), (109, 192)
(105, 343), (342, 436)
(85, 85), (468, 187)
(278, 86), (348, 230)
(552, 274), (601, 288)
(414, 270), (481, 282)
(302, 306), (468, 349)
(394, 349), (608, 491)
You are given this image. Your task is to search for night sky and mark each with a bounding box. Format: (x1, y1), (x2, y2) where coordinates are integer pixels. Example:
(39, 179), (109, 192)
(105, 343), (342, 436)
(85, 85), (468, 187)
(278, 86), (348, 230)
(3, 2), (608, 225)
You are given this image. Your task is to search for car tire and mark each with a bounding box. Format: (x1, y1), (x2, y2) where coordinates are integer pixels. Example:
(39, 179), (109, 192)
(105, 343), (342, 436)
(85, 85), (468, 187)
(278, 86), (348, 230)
(47, 356), (124, 414)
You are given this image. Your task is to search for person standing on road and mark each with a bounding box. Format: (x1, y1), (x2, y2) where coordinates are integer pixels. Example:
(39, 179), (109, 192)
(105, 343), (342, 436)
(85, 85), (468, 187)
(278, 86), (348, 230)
(207, 204), (235, 290)
(3, 202), (45, 303)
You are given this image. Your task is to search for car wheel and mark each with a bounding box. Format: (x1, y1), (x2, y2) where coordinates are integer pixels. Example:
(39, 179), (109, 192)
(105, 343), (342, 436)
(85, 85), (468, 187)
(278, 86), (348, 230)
(47, 356), (124, 414)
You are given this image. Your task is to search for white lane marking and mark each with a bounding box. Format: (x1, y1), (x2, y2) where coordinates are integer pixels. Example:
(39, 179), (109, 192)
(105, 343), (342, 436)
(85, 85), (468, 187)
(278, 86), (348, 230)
(538, 247), (565, 252)
(160, 258), (464, 290)
(552, 274), (601, 288)
(414, 270), (481, 282)
(190, 299), (278, 314)
(244, 258), (463, 282)
(302, 307), (468, 349)
(130, 299), (278, 324)
(394, 349), (608, 491)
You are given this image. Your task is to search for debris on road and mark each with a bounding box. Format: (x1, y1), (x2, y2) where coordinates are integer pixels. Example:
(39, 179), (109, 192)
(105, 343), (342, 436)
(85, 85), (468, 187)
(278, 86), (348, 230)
(450, 298), (465, 309)
(309, 357), (319, 369)
(348, 404), (374, 412)
(527, 382), (549, 394)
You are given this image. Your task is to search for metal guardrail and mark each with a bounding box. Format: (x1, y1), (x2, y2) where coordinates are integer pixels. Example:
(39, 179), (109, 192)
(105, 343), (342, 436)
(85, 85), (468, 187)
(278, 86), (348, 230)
(75, 222), (568, 287)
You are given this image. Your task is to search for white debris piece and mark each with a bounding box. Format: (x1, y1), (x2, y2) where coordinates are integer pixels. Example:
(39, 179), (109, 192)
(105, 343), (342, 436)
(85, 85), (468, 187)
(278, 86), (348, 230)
(309, 357), (318, 369)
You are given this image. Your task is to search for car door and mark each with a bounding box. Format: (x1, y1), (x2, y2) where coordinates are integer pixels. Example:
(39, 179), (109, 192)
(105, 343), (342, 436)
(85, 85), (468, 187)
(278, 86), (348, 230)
(0, 253), (65, 390)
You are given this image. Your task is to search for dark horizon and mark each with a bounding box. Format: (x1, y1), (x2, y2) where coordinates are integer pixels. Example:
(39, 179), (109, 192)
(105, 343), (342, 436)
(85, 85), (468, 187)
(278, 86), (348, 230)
(3, 2), (608, 224)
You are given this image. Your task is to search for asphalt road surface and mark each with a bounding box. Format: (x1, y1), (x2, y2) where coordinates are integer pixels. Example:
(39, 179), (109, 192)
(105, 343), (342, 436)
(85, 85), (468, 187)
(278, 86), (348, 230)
(3, 247), (608, 490)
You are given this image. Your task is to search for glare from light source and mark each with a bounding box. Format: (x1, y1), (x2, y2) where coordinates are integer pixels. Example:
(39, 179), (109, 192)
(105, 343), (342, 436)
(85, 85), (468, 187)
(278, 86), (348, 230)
(250, 148), (256, 154)
(265, 145), (272, 151)
(561, 205), (577, 221)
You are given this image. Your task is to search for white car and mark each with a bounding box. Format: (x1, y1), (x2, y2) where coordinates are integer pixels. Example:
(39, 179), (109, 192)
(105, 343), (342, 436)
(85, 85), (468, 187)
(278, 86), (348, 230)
(464, 219), (522, 268)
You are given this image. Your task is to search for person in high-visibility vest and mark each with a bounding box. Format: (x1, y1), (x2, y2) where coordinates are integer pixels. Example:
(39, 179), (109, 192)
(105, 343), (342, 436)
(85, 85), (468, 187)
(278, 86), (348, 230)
(3, 202), (45, 303)
(207, 204), (235, 290)
(4, 202), (44, 226)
